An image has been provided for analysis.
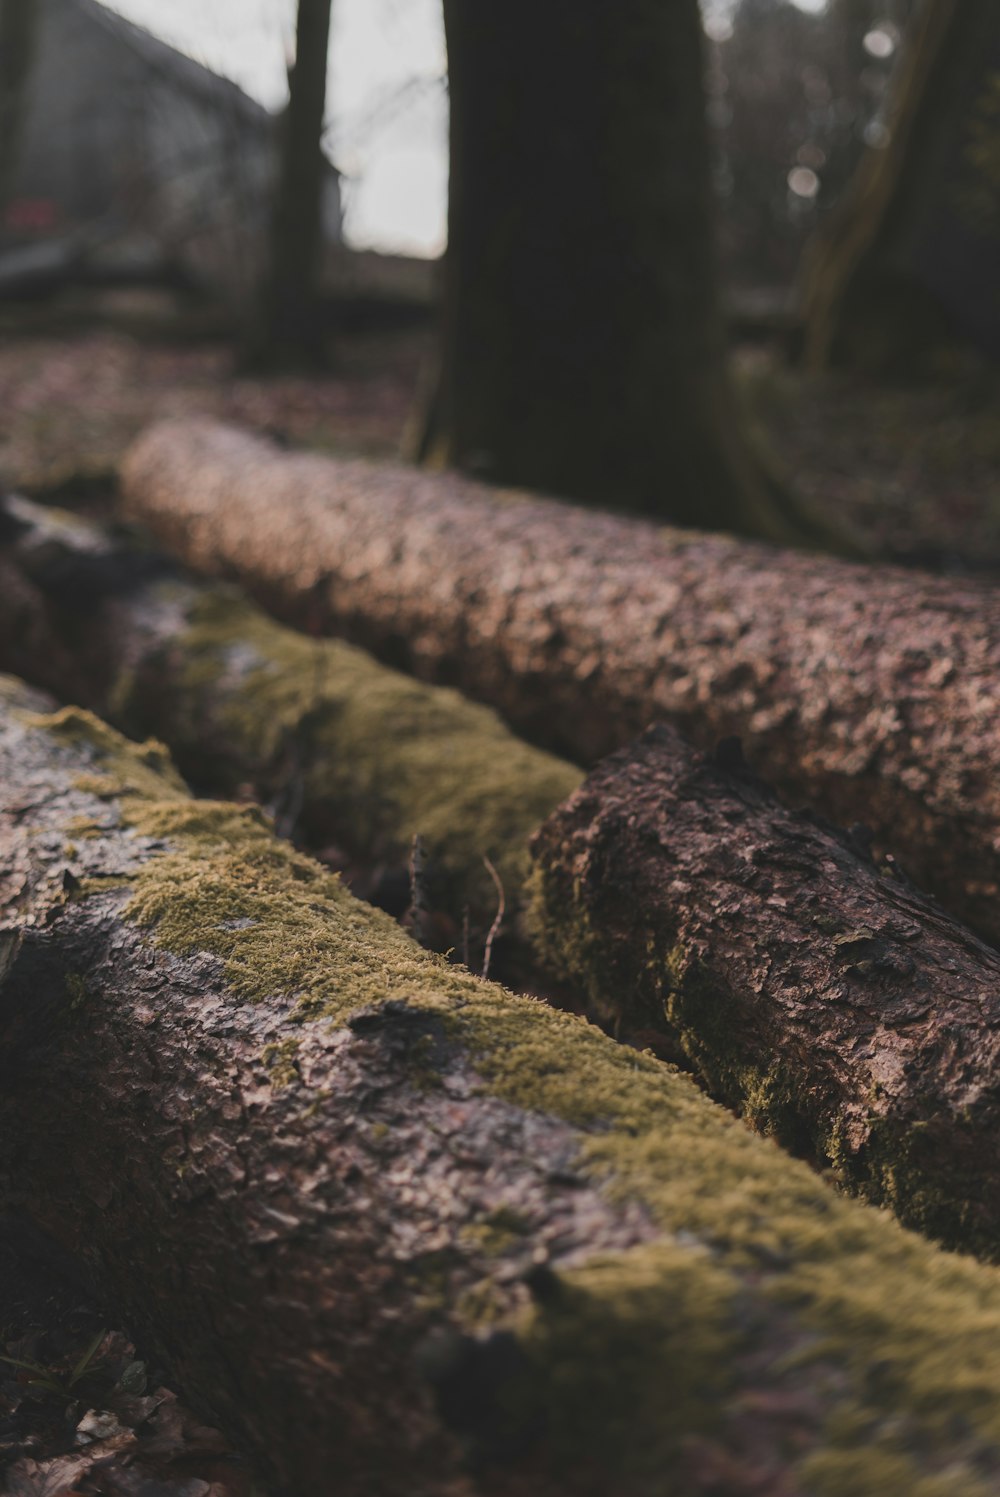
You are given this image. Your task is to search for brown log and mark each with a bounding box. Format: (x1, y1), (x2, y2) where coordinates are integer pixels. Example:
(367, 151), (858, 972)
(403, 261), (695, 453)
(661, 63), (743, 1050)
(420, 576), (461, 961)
(8, 684), (1000, 1494)
(123, 419), (1000, 945)
(0, 493), (579, 969)
(529, 723), (1000, 1259)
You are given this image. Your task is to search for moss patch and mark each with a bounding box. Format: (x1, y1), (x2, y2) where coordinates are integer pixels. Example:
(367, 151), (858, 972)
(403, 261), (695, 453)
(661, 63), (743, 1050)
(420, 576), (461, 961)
(114, 585), (581, 917)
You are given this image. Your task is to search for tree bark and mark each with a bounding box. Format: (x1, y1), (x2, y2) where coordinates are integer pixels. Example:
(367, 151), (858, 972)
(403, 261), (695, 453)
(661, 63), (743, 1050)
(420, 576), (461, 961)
(529, 722), (1000, 1260)
(802, 0), (1000, 369)
(424, 0), (836, 547)
(244, 0), (333, 369)
(8, 684), (1000, 1493)
(0, 494), (579, 969)
(0, 0), (38, 213)
(123, 419), (1000, 947)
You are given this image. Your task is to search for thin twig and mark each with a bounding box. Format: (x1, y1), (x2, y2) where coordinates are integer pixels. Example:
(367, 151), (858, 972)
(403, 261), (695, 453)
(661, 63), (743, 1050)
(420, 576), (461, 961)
(481, 856), (505, 980)
(461, 904), (470, 971)
(407, 833), (430, 947)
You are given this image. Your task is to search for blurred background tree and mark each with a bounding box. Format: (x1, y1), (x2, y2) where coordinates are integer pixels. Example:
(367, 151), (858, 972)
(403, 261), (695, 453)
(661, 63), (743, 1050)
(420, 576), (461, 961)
(0, 0), (39, 213)
(417, 0), (839, 547)
(245, 0), (335, 370)
(802, 0), (1000, 370)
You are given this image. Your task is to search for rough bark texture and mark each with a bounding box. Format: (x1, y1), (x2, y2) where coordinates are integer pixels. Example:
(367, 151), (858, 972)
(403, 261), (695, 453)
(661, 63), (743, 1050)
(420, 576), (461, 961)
(529, 723), (1000, 1259)
(424, 0), (835, 546)
(9, 686), (1000, 1494)
(0, 494), (580, 964)
(123, 419), (1000, 946)
(802, 0), (1000, 368)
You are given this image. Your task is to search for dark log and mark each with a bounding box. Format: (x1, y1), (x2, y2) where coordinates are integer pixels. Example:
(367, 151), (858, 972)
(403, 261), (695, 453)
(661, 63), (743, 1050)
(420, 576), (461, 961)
(9, 684), (1000, 1493)
(123, 419), (1000, 946)
(0, 493), (579, 963)
(529, 723), (1000, 1259)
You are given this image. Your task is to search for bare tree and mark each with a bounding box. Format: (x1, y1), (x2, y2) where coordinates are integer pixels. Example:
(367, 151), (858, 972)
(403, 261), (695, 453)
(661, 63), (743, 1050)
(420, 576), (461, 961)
(246, 0), (333, 369)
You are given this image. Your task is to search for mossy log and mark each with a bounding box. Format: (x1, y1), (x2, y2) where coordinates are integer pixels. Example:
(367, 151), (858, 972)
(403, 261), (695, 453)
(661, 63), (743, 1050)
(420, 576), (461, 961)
(529, 724), (1000, 1260)
(123, 418), (1000, 946)
(10, 685), (1000, 1494)
(0, 493), (579, 963)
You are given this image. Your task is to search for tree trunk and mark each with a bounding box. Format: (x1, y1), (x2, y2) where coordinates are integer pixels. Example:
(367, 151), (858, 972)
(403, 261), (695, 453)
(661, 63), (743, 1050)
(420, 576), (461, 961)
(8, 684), (1000, 1493)
(244, 0), (333, 369)
(123, 419), (1000, 948)
(802, 0), (1000, 369)
(425, 0), (836, 547)
(0, 0), (39, 212)
(529, 722), (1000, 1260)
(0, 494), (579, 970)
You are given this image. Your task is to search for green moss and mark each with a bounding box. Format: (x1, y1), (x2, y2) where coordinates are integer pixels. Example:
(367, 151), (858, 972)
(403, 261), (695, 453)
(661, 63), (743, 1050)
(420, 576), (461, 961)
(64, 972), (88, 1010)
(800, 1446), (994, 1497)
(261, 1037), (301, 1089)
(116, 586), (581, 914)
(461, 1205), (532, 1257)
(32, 706), (1000, 1487)
(66, 815), (102, 840)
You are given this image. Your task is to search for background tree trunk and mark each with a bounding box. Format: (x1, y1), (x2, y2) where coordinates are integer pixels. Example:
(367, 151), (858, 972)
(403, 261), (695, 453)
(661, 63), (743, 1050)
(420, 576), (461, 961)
(802, 0), (1000, 369)
(123, 418), (1000, 948)
(0, 0), (39, 213)
(423, 0), (835, 547)
(244, 0), (333, 370)
(9, 685), (1000, 1494)
(529, 723), (1000, 1260)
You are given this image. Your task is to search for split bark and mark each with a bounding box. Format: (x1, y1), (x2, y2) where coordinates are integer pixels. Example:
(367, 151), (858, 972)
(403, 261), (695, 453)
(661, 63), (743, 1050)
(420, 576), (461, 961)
(8, 684), (1000, 1493)
(529, 723), (1000, 1260)
(0, 493), (580, 968)
(123, 419), (1000, 946)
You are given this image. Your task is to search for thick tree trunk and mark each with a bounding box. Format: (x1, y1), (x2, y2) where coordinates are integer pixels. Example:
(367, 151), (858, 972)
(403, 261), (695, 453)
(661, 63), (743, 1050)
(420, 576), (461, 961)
(802, 0), (1000, 368)
(123, 419), (1000, 947)
(426, 0), (835, 547)
(244, 0), (333, 369)
(0, 494), (579, 967)
(8, 686), (1000, 1493)
(529, 723), (1000, 1260)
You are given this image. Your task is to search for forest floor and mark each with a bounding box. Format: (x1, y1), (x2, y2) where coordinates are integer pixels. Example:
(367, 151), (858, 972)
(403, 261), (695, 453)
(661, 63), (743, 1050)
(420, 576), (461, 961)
(1, 304), (999, 571)
(0, 1236), (250, 1496)
(1, 300), (999, 1492)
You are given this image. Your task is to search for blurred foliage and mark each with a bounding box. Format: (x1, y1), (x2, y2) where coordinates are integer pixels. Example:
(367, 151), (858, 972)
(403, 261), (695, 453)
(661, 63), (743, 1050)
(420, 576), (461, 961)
(706, 0), (919, 286)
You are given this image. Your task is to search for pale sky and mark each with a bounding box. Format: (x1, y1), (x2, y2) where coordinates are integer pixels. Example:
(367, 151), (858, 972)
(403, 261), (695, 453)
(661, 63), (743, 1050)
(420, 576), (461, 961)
(100, 0), (826, 258)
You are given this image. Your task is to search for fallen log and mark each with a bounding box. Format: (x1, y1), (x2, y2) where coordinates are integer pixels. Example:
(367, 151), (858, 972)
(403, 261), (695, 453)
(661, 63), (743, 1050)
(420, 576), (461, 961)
(8, 687), (1000, 1493)
(528, 724), (1000, 1259)
(0, 493), (580, 965)
(122, 419), (1000, 946)
(10, 499), (1000, 1253)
